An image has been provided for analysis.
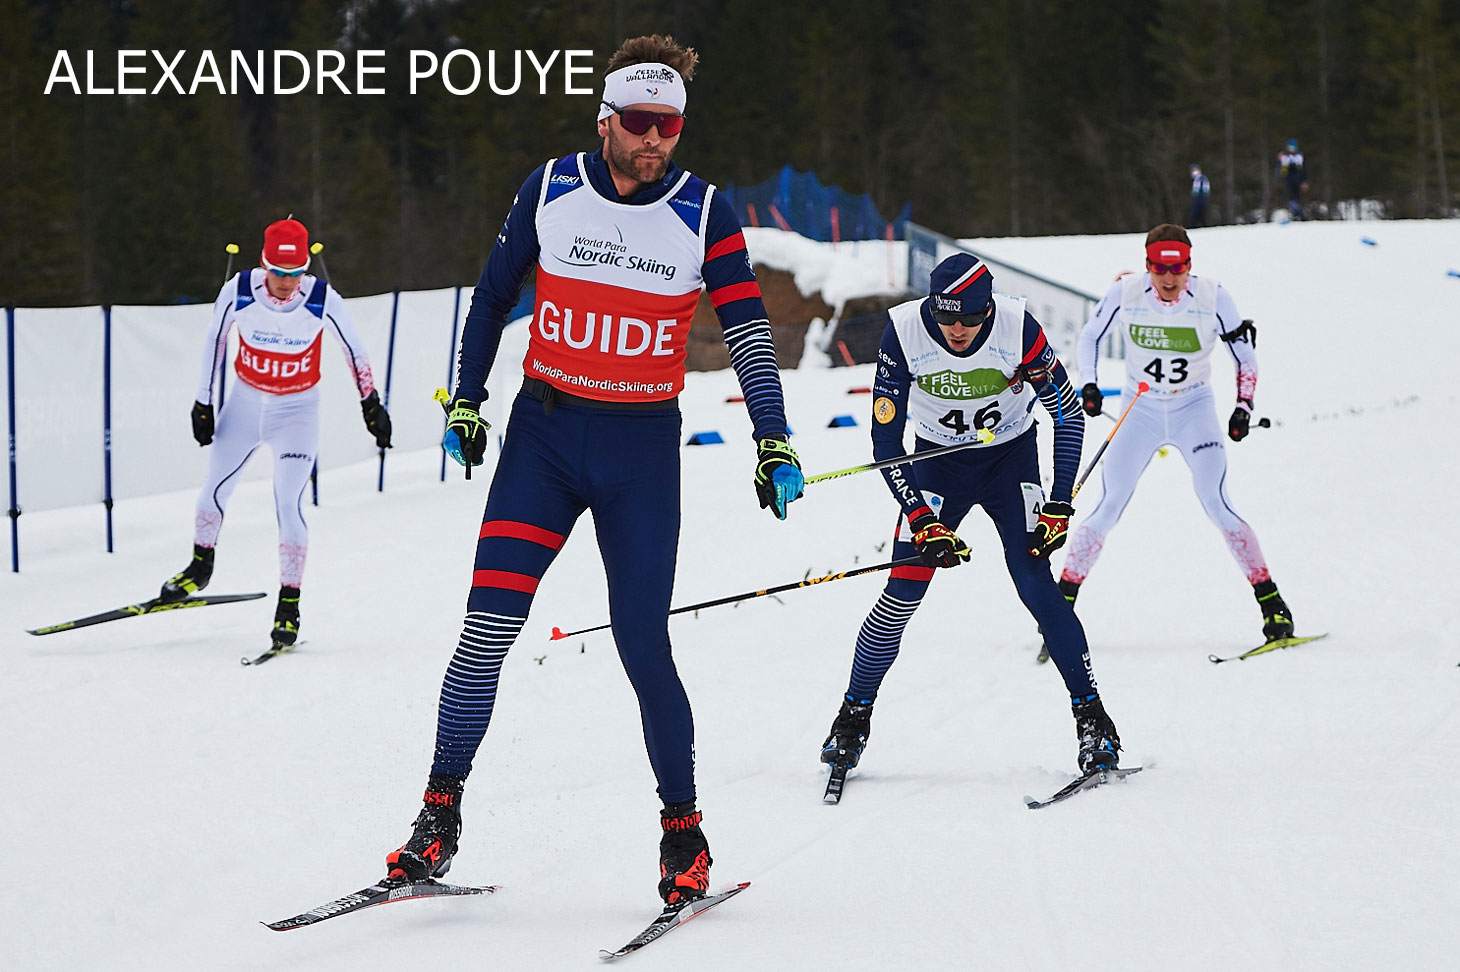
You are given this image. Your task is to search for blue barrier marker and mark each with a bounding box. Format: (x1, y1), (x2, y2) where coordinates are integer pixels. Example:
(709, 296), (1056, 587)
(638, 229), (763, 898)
(378, 290), (400, 492)
(827, 414), (858, 428)
(687, 431), (725, 445)
(102, 305), (114, 553)
(1360, 237), (1378, 247)
(1447, 269), (1460, 279)
(6, 304), (18, 572)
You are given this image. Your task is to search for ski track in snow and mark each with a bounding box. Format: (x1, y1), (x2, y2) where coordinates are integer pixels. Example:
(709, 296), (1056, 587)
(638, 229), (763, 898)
(3, 220), (1458, 971)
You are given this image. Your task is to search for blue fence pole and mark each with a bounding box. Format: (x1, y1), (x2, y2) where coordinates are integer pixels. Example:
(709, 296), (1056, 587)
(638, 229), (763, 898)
(441, 286), (461, 483)
(6, 305), (19, 572)
(102, 305), (114, 553)
(378, 290), (400, 493)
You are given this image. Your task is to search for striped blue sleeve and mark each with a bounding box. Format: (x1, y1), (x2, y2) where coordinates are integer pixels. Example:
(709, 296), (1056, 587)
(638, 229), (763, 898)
(1022, 312), (1083, 503)
(703, 191), (788, 440)
(454, 164), (546, 403)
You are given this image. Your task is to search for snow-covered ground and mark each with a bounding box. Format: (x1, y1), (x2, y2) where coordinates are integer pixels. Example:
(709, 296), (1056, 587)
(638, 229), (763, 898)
(3, 220), (1458, 972)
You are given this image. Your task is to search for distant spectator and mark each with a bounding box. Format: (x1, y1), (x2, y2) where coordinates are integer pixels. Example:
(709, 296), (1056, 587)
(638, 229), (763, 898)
(1276, 139), (1308, 220)
(1188, 164), (1211, 228)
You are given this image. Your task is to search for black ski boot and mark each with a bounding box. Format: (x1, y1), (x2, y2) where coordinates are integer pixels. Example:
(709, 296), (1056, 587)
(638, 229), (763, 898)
(159, 544), (214, 601)
(658, 801), (712, 905)
(1072, 694), (1121, 775)
(820, 694), (874, 767)
(1253, 579), (1294, 642)
(386, 775), (464, 883)
(272, 586), (301, 646)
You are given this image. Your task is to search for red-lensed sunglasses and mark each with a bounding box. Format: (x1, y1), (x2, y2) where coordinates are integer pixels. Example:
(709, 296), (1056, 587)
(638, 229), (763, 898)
(1147, 261), (1190, 275)
(602, 101), (685, 137)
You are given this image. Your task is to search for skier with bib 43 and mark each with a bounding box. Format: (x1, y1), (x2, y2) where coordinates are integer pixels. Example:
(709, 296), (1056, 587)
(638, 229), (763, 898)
(1061, 223), (1296, 645)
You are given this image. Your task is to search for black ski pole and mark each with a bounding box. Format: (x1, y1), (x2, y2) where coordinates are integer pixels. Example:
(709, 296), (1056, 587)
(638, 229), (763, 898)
(223, 242), (239, 282)
(549, 555), (925, 641)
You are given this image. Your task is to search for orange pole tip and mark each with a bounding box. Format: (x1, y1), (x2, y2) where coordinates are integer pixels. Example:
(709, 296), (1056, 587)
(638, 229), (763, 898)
(549, 626), (567, 640)
(1136, 381), (1150, 393)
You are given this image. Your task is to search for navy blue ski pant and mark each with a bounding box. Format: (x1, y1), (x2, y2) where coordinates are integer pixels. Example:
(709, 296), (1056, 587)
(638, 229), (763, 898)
(431, 390), (696, 804)
(846, 428), (1098, 702)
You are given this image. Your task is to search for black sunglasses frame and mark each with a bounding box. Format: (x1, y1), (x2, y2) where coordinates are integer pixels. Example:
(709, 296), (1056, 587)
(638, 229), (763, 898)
(930, 303), (993, 328)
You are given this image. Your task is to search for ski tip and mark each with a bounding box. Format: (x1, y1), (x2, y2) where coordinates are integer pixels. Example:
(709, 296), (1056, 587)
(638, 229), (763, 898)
(239, 657), (253, 666)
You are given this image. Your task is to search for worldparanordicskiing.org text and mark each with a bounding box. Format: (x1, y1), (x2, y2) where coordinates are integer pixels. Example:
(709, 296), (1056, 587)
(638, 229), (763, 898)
(43, 49), (597, 97)
(529, 360), (675, 396)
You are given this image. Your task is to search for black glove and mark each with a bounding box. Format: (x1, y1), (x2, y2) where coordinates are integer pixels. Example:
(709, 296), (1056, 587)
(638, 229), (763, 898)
(1229, 400), (1253, 441)
(190, 401), (214, 446)
(910, 513), (971, 568)
(754, 435), (805, 520)
(1080, 383), (1103, 417)
(361, 390), (392, 448)
(1028, 500), (1073, 558)
(442, 396), (488, 472)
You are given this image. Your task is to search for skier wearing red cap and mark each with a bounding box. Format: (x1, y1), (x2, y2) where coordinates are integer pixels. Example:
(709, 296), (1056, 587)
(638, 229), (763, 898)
(818, 252), (1123, 790)
(1060, 223), (1294, 644)
(159, 218), (392, 651)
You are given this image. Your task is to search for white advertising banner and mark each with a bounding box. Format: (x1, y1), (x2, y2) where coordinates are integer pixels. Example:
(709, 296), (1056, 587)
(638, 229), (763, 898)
(110, 301), (232, 501)
(7, 285), (474, 550)
(12, 306), (107, 514)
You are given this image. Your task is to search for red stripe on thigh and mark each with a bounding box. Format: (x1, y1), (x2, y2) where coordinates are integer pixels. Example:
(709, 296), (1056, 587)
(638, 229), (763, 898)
(472, 569), (540, 594)
(479, 520), (566, 550)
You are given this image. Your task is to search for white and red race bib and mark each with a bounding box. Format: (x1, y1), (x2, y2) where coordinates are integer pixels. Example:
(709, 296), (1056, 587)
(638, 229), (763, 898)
(235, 331), (324, 394)
(526, 154), (710, 402)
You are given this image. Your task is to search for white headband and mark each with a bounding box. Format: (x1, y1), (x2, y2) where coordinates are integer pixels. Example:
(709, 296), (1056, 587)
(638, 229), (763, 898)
(597, 62), (687, 121)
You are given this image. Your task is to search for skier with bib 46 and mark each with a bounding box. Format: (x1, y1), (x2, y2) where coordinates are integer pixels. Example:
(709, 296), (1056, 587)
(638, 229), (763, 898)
(820, 253), (1123, 786)
(384, 35), (803, 905)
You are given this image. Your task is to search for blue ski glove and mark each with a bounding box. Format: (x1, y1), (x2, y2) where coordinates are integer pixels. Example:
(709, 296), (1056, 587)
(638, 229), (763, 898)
(440, 392), (489, 475)
(754, 435), (804, 520)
